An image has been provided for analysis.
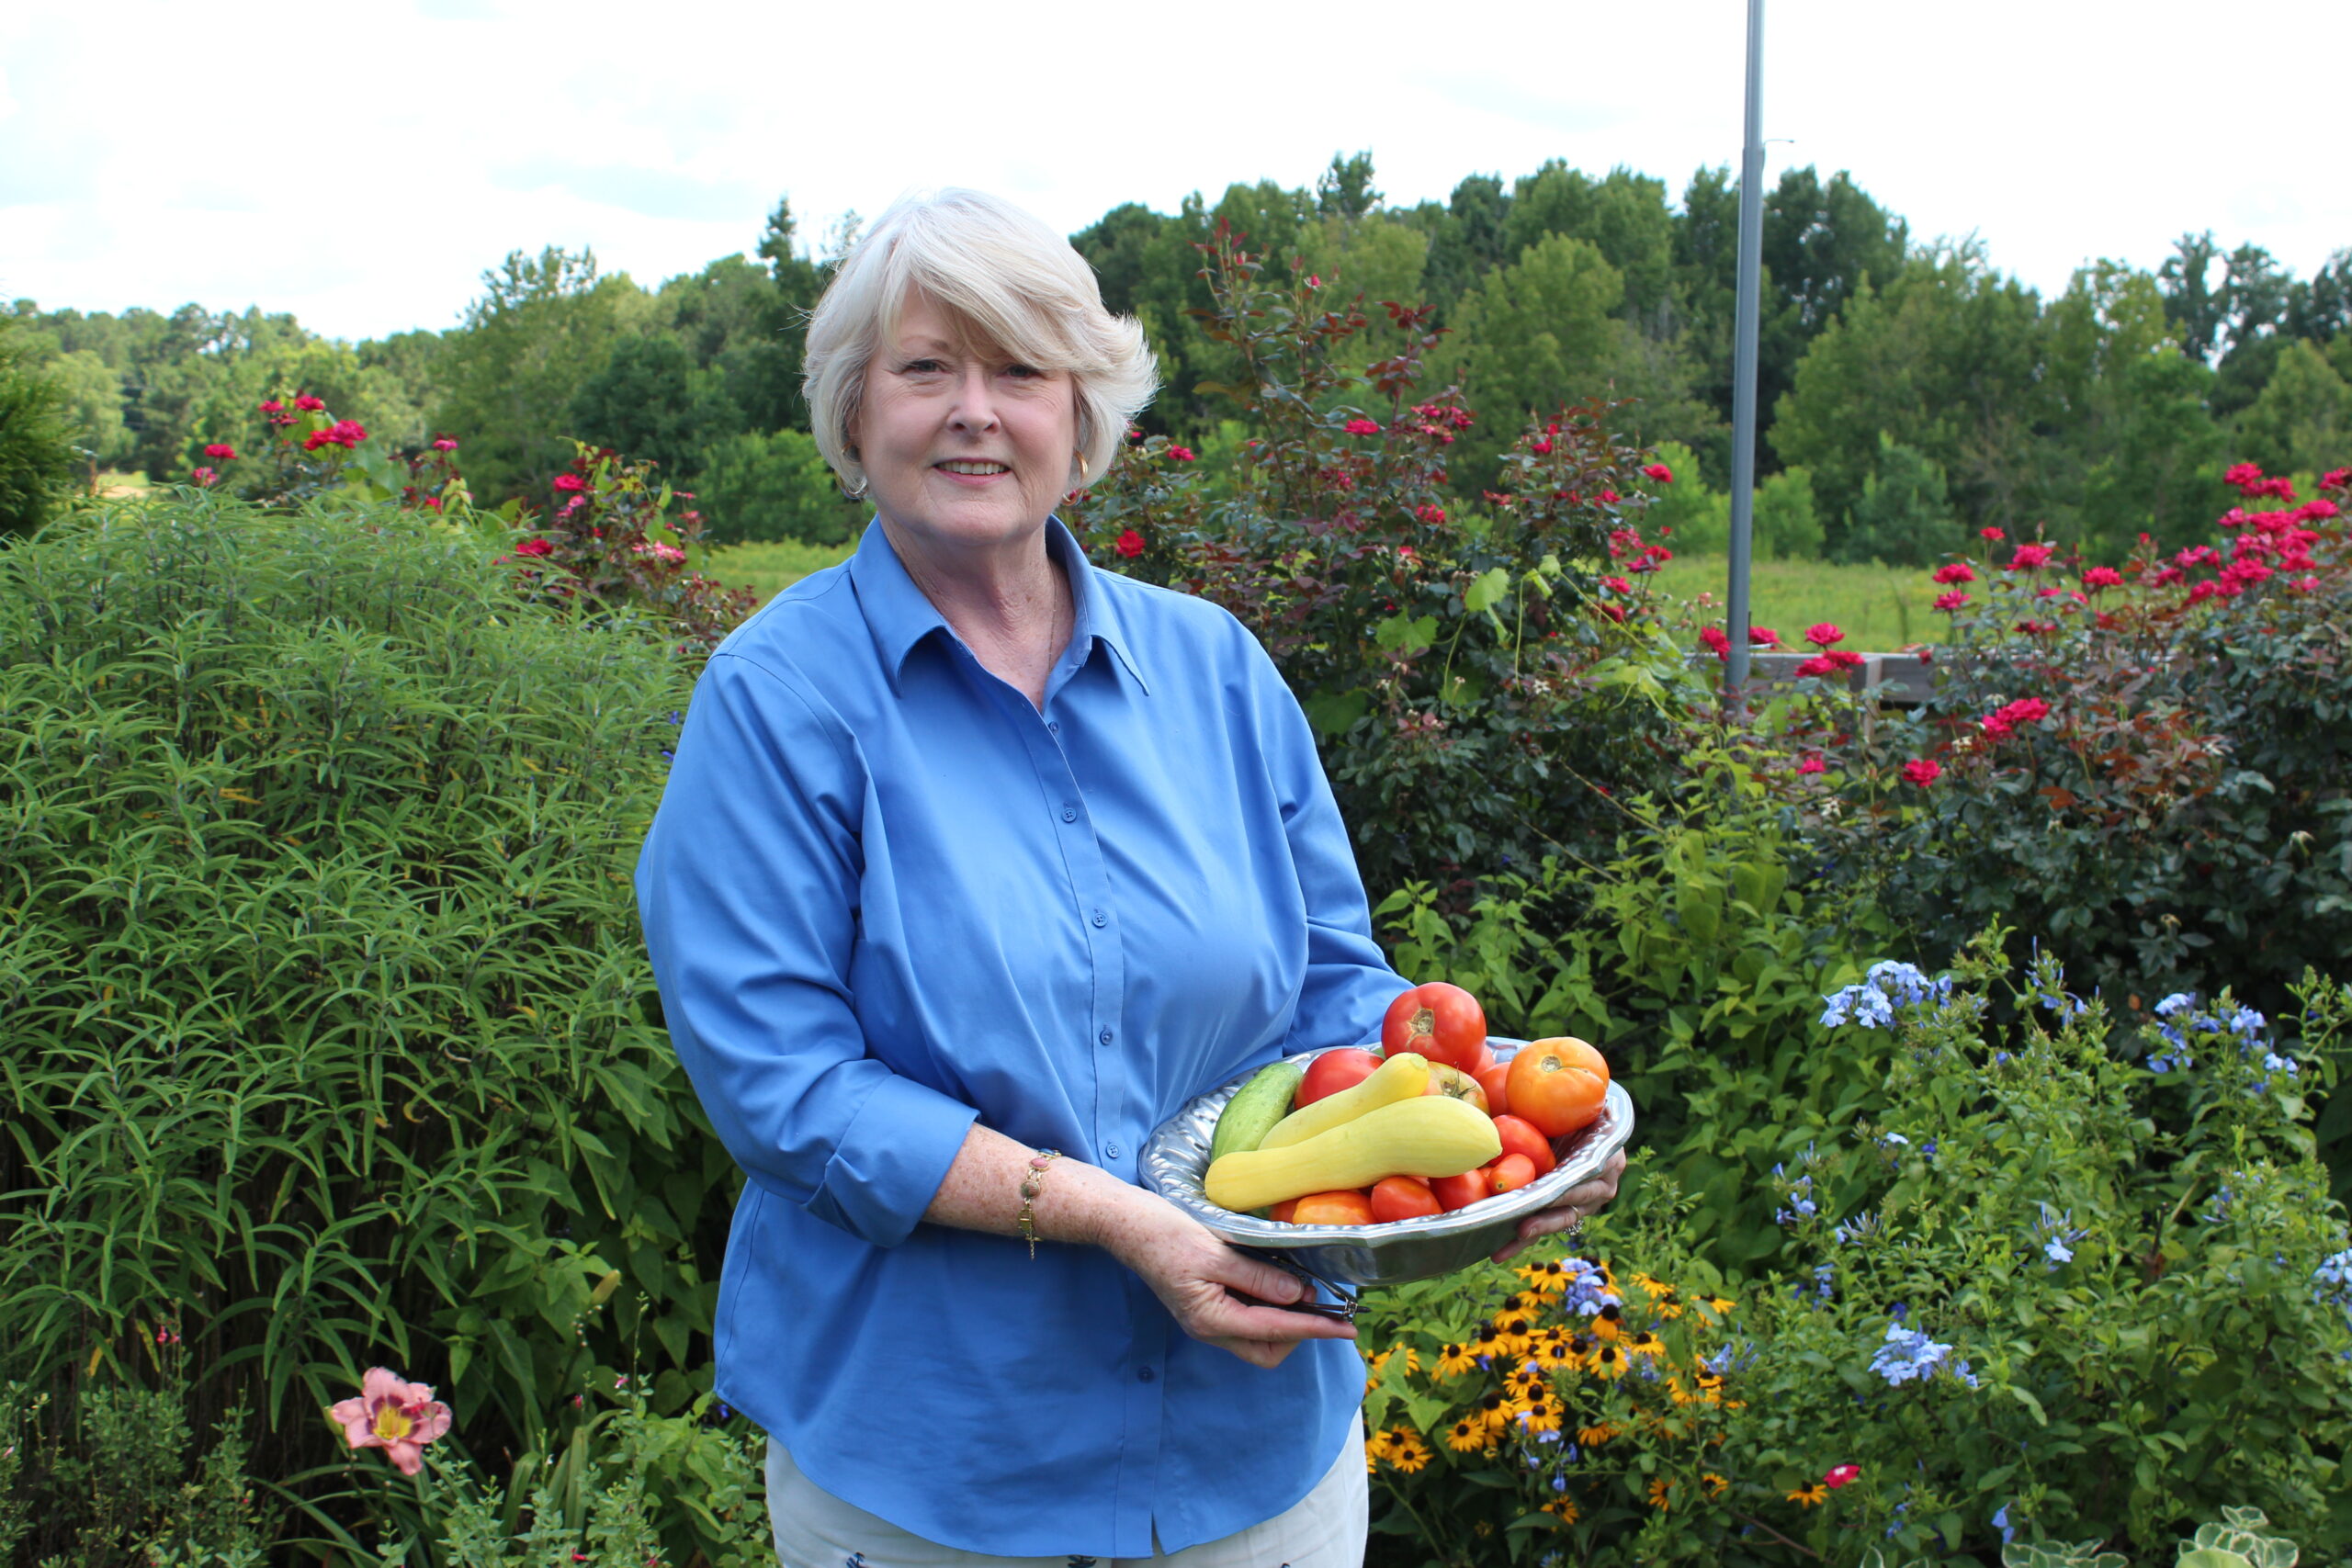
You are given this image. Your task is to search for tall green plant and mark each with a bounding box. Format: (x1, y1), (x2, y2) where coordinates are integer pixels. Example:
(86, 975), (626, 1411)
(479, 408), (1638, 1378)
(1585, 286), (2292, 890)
(0, 497), (730, 1555)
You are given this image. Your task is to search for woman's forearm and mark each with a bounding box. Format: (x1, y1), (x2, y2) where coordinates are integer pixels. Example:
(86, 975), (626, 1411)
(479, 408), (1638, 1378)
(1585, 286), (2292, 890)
(921, 1122), (1158, 1252)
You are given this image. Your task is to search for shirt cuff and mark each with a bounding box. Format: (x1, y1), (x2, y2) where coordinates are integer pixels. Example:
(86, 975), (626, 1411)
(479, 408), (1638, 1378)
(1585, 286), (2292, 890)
(803, 1072), (982, 1248)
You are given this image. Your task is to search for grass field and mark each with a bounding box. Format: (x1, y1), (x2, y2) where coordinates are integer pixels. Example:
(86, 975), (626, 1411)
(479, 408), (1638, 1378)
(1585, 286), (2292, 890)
(703, 537), (856, 602)
(707, 539), (1952, 652)
(1651, 552), (1949, 651)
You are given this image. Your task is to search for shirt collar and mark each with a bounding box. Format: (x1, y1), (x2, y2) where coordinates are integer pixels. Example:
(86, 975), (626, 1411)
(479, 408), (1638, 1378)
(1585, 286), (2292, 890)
(849, 516), (1151, 697)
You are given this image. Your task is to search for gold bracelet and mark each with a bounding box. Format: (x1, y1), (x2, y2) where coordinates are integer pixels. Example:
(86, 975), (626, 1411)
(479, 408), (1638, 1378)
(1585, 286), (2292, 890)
(1016, 1149), (1062, 1260)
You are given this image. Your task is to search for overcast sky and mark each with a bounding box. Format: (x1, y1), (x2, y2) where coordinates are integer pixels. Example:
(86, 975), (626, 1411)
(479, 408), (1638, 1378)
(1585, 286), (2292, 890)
(4, 0), (2344, 343)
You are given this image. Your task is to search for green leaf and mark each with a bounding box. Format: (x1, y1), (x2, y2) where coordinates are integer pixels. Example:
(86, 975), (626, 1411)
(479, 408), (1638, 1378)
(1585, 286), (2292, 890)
(1464, 566), (1511, 615)
(1374, 613), (1438, 652)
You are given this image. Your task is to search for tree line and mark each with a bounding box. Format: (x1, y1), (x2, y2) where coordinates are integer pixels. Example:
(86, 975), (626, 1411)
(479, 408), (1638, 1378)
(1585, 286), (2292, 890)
(6, 152), (2348, 561)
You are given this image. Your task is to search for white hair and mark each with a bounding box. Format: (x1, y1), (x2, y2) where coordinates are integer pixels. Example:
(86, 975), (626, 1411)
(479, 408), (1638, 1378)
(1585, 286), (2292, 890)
(802, 187), (1159, 496)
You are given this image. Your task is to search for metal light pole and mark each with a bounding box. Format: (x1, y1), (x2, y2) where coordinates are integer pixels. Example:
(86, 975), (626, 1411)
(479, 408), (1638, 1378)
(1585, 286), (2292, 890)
(1724, 0), (1767, 706)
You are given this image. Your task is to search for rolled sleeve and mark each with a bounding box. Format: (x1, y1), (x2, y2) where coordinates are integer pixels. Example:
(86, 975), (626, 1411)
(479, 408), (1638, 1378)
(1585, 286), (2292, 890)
(637, 651), (978, 1248)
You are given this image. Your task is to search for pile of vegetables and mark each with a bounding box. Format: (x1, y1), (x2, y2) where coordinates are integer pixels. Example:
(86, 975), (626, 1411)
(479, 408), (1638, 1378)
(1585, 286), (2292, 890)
(1201, 983), (1610, 1225)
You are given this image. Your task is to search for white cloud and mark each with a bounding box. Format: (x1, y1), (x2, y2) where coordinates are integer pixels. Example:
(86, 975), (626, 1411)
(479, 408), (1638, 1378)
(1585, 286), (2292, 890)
(2, 0), (2344, 338)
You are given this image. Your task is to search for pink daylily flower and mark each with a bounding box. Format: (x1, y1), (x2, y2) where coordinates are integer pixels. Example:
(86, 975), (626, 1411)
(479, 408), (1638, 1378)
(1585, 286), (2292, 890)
(329, 1367), (452, 1475)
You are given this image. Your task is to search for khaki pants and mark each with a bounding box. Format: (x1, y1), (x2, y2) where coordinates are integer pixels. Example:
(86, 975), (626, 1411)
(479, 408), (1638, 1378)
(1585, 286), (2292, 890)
(765, 1414), (1368, 1568)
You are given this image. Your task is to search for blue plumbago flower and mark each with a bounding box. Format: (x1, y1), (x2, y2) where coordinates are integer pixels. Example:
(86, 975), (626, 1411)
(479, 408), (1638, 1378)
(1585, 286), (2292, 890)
(1813, 1264), (1836, 1303)
(2030, 1203), (2088, 1270)
(1821, 961), (1954, 1029)
(1772, 1160), (1819, 1225)
(1556, 1257), (1620, 1317)
(1993, 1504), (2016, 1545)
(2154, 992), (2195, 1017)
(1835, 1211), (1882, 1247)
(2202, 1184), (2235, 1224)
(1870, 1320), (1955, 1385)
(2314, 1249), (2352, 1325)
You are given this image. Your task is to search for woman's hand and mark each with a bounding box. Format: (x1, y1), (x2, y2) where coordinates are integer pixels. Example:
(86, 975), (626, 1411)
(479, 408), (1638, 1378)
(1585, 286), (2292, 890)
(1491, 1149), (1626, 1263)
(1091, 1186), (1358, 1370)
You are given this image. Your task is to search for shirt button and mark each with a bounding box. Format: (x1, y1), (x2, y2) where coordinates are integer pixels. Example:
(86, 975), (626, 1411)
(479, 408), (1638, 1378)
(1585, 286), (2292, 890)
(1061, 805), (1078, 822)
(1105, 1143), (1122, 1159)
(1091, 908), (1107, 928)
(1099, 1028), (1114, 1046)
(1137, 1366), (1157, 1383)
(1048, 721), (1060, 733)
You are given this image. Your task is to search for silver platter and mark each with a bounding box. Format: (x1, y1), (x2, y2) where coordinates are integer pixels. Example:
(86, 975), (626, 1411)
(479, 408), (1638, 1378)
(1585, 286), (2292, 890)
(1139, 1039), (1634, 1288)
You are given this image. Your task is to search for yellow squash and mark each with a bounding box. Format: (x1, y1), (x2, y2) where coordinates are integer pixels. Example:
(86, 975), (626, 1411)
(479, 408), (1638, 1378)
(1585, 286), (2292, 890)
(1258, 1051), (1430, 1150)
(1204, 1094), (1502, 1213)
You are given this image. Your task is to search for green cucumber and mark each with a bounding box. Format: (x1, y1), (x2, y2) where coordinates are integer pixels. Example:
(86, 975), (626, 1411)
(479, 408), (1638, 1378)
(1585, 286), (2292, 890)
(1207, 1060), (1305, 1166)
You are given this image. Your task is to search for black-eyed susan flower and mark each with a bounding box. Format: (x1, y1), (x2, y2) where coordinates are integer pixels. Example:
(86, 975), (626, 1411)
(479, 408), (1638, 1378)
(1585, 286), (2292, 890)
(1589, 1302), (1624, 1341)
(1541, 1495), (1579, 1522)
(1589, 1341), (1628, 1381)
(1387, 1428), (1431, 1473)
(1626, 1328), (1665, 1359)
(1576, 1420), (1620, 1446)
(1491, 1314), (1536, 1359)
(1518, 1258), (1570, 1295)
(1703, 1293), (1736, 1316)
(1446, 1416), (1485, 1451)
(1646, 1478), (1673, 1510)
(1516, 1395), (1565, 1435)
(1789, 1482), (1829, 1506)
(1529, 1329), (1577, 1371)
(1703, 1472), (1728, 1498)
(1507, 1360), (1549, 1401)
(1630, 1272), (1683, 1318)
(1433, 1341), (1479, 1380)
(1363, 1429), (1392, 1473)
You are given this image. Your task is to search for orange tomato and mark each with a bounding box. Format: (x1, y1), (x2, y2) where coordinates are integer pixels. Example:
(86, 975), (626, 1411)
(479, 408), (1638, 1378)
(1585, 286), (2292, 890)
(1268, 1199), (1299, 1224)
(1367, 1175), (1442, 1224)
(1504, 1036), (1610, 1139)
(1490, 1113), (1558, 1177)
(1487, 1151), (1539, 1194)
(1290, 1189), (1376, 1226)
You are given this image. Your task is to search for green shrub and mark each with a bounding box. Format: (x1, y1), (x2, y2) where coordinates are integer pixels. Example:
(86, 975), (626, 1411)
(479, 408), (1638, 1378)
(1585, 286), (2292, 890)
(0, 312), (82, 538)
(693, 426), (865, 547)
(0, 495), (733, 1555)
(1066, 228), (1698, 904)
(1358, 935), (2352, 1564)
(1814, 466), (2352, 1187)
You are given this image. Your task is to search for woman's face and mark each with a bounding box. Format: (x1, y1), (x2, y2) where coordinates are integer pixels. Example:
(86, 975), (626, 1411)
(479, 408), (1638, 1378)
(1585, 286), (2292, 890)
(851, 290), (1078, 558)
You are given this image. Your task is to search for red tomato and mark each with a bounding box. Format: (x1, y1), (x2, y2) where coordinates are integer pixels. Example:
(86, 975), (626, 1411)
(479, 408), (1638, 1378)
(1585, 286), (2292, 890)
(1296, 1048), (1384, 1107)
(1457, 1040), (1496, 1077)
(1430, 1169), (1489, 1212)
(1420, 1063), (1490, 1116)
(1487, 1152), (1539, 1194)
(1368, 1176), (1442, 1224)
(1505, 1037), (1611, 1139)
(1291, 1189), (1376, 1226)
(1490, 1113), (1557, 1177)
(1380, 982), (1488, 1072)
(1268, 1198), (1298, 1224)
(1475, 1062), (1513, 1117)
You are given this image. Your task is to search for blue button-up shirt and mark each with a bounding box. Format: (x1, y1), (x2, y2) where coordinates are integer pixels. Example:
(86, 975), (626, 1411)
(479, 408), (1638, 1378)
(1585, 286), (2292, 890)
(635, 518), (1405, 1556)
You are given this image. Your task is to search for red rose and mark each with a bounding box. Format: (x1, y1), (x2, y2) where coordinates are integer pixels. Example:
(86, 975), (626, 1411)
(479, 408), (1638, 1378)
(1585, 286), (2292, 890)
(514, 538), (554, 558)
(1931, 562), (1975, 585)
(294, 394), (326, 412)
(1933, 590), (1970, 612)
(553, 474), (587, 492)
(203, 444), (236, 460)
(1167, 446), (1196, 462)
(2081, 566), (2123, 590)
(1114, 529), (1145, 558)
(1902, 759), (1941, 786)
(1804, 622), (1845, 649)
(1643, 462), (1672, 483)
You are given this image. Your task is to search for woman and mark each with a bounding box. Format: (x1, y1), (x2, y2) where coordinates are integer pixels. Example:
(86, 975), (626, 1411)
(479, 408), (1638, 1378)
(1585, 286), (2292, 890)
(635, 187), (1623, 1566)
